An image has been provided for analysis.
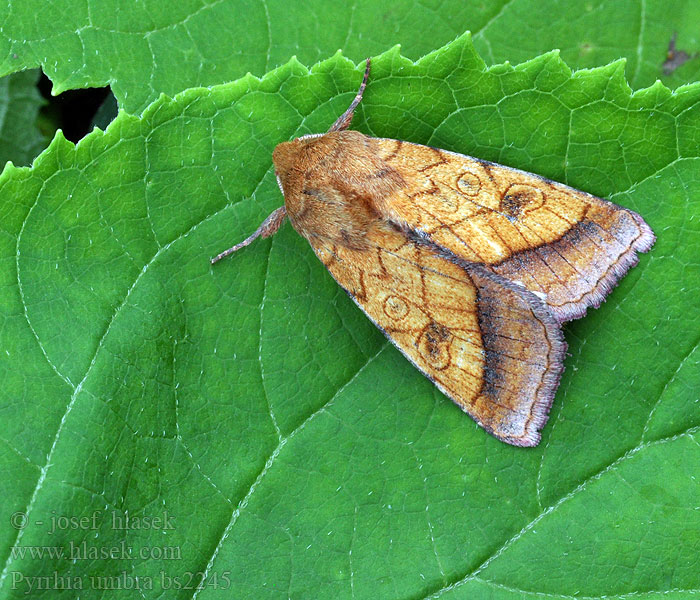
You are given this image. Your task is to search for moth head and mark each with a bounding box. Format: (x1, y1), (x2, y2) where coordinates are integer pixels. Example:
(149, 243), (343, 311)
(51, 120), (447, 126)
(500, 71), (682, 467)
(272, 134), (326, 196)
(272, 140), (298, 196)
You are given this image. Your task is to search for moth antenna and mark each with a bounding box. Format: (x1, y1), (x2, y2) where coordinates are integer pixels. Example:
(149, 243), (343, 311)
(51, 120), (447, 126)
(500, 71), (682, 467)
(211, 206), (287, 264)
(328, 57), (371, 132)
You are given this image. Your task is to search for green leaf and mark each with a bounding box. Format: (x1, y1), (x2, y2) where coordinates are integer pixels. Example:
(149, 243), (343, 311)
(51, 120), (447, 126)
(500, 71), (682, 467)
(2, 1), (699, 114)
(1, 34), (698, 599)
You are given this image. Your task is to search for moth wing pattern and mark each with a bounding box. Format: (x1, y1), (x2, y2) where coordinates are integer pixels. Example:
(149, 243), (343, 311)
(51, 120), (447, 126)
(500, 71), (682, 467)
(308, 223), (566, 447)
(370, 138), (655, 323)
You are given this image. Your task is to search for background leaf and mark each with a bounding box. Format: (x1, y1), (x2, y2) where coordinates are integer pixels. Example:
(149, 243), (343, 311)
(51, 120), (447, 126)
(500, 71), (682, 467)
(2, 0), (700, 114)
(0, 69), (46, 166)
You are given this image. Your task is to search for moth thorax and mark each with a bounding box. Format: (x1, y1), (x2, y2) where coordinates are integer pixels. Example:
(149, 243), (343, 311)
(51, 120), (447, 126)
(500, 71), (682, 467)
(285, 183), (373, 250)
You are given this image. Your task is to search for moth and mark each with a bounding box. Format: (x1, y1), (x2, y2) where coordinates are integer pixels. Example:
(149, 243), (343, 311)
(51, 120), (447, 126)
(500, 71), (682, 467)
(212, 59), (655, 446)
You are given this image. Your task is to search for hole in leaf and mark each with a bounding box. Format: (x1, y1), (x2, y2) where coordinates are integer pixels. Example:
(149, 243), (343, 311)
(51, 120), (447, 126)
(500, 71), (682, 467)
(37, 72), (116, 143)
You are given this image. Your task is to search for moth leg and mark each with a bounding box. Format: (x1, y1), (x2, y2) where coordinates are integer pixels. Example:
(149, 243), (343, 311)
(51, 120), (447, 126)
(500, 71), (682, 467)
(211, 206), (287, 264)
(328, 57), (371, 133)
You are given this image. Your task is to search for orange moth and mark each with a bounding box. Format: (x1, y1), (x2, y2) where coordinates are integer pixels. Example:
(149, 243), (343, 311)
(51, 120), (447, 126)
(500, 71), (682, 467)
(212, 59), (655, 446)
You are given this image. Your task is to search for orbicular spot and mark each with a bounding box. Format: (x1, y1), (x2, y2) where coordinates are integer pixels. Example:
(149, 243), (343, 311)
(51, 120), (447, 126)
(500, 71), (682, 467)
(456, 172), (482, 197)
(500, 184), (545, 220)
(418, 321), (452, 370)
(383, 294), (410, 321)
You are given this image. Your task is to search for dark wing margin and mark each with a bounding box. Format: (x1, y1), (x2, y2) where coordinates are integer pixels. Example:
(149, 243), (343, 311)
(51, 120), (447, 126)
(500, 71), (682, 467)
(465, 262), (566, 446)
